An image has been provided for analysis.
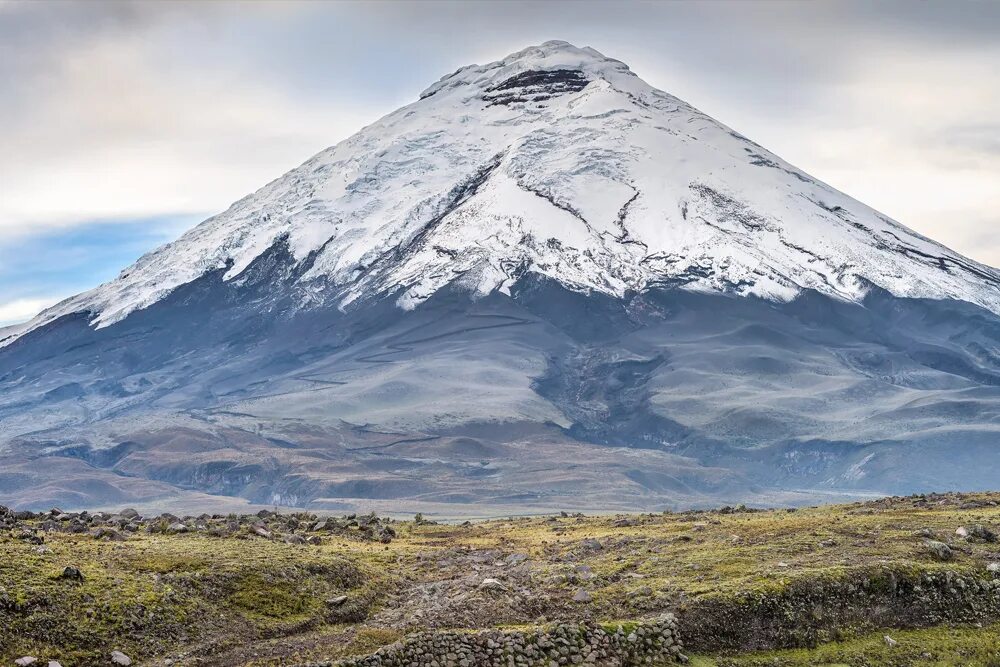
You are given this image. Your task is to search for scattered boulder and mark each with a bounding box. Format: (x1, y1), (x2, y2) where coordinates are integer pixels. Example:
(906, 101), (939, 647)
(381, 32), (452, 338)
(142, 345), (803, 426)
(572, 588), (592, 602)
(16, 529), (43, 545)
(91, 527), (126, 542)
(924, 539), (953, 562)
(969, 524), (998, 543)
(58, 566), (84, 582)
(326, 595), (349, 607)
(6, 507), (396, 548)
(505, 553), (529, 566)
(953, 524), (996, 542)
(110, 651), (132, 666)
(480, 578), (507, 592)
(14, 657), (37, 667)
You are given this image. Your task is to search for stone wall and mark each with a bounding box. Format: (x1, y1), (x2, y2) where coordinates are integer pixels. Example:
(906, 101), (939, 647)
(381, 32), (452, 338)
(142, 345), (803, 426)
(679, 567), (1000, 652)
(313, 615), (682, 667)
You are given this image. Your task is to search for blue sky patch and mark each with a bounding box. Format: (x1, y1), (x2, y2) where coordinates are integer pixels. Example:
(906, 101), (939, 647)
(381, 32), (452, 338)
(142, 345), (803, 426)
(0, 214), (203, 325)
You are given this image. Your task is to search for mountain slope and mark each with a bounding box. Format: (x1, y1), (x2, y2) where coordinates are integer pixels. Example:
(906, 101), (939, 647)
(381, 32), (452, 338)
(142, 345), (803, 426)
(1, 41), (998, 512)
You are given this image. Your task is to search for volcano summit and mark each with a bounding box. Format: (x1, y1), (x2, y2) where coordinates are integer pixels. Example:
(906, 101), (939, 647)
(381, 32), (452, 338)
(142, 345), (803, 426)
(2, 41), (998, 513)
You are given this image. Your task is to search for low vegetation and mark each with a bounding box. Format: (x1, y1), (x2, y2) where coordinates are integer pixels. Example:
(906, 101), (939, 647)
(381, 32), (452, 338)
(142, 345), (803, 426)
(691, 624), (1000, 667)
(1, 492), (999, 665)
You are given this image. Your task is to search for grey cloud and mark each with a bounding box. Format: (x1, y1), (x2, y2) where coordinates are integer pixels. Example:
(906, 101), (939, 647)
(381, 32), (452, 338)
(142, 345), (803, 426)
(935, 124), (1000, 158)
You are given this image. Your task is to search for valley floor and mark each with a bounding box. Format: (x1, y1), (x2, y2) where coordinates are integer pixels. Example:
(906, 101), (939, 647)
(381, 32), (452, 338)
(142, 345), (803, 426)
(2, 493), (1000, 666)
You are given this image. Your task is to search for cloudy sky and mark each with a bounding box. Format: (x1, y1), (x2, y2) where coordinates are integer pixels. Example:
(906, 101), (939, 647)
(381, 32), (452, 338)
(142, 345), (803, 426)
(1, 0), (997, 325)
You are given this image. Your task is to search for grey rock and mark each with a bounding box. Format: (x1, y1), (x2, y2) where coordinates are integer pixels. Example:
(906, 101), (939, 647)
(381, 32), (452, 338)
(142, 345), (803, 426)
(91, 527), (126, 541)
(924, 539), (953, 562)
(480, 578), (507, 592)
(110, 651), (132, 666)
(504, 553), (529, 566)
(970, 524), (998, 543)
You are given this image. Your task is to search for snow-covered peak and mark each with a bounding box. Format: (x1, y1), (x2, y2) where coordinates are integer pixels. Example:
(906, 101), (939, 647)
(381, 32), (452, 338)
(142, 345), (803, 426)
(7, 41), (1000, 345)
(419, 40), (637, 99)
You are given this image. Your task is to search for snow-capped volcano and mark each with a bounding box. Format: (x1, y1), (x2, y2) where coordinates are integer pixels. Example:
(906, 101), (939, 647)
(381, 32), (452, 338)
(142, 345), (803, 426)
(9, 40), (999, 342)
(2, 42), (999, 513)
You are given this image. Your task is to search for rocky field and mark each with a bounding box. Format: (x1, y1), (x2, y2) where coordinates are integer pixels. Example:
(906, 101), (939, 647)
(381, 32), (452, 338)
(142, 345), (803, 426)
(3, 493), (1000, 666)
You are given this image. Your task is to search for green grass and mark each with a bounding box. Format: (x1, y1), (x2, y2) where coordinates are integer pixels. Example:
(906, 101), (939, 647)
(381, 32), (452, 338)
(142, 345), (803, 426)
(228, 574), (320, 619)
(695, 623), (1000, 667)
(3, 493), (1000, 665)
(0, 532), (383, 664)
